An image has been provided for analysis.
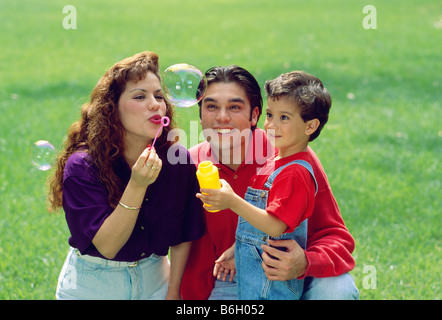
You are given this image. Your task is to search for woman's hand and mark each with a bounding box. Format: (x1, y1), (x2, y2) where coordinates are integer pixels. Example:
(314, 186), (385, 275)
(130, 147), (162, 188)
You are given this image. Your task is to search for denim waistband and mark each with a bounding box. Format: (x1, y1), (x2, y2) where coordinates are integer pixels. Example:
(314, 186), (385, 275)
(74, 248), (156, 268)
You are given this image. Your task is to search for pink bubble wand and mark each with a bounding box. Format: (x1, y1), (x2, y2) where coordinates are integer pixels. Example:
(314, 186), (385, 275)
(144, 116), (170, 165)
(151, 116), (170, 148)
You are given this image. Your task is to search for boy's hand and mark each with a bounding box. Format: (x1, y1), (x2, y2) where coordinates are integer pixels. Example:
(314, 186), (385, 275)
(197, 179), (236, 211)
(213, 244), (236, 282)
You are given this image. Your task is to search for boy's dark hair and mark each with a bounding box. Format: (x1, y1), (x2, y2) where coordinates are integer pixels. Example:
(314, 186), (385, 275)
(199, 65), (263, 131)
(264, 71), (331, 141)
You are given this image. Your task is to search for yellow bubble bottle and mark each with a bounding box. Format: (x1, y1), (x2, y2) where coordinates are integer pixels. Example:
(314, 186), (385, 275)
(196, 161), (221, 212)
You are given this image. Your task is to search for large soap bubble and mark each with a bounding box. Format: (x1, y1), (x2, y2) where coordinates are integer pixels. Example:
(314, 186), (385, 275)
(31, 140), (55, 171)
(162, 63), (207, 108)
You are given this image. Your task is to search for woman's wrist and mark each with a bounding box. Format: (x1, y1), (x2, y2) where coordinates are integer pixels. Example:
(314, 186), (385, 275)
(119, 180), (147, 209)
(118, 201), (141, 210)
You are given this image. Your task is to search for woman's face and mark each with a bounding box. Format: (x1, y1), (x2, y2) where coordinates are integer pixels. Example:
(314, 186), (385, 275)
(118, 71), (167, 147)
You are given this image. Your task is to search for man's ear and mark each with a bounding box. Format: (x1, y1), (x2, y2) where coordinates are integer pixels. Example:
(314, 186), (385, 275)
(250, 106), (260, 126)
(305, 119), (320, 136)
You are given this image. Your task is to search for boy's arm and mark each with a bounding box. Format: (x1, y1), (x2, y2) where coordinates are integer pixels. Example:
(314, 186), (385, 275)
(197, 180), (287, 238)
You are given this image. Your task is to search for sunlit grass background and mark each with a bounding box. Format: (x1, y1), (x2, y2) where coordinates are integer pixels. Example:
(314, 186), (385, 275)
(0, 0), (440, 299)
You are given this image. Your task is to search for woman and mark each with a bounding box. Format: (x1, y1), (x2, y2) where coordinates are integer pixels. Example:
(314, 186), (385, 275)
(48, 51), (204, 300)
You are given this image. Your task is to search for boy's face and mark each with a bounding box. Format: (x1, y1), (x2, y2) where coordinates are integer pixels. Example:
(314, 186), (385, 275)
(200, 82), (259, 161)
(264, 96), (313, 158)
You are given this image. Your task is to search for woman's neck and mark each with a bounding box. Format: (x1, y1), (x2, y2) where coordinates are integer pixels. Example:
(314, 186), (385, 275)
(124, 138), (152, 167)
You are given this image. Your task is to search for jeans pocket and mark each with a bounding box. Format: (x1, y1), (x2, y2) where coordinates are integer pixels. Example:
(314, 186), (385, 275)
(251, 244), (263, 262)
(284, 278), (304, 297)
(244, 192), (259, 203)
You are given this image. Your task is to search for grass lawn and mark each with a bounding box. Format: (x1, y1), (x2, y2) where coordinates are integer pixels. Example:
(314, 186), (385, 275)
(0, 0), (440, 299)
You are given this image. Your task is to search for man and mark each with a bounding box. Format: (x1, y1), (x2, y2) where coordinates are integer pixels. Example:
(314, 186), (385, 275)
(180, 65), (358, 300)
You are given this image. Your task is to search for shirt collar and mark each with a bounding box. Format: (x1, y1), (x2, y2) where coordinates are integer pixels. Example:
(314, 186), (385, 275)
(200, 128), (274, 172)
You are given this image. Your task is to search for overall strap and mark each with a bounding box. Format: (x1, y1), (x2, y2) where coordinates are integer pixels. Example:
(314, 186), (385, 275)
(264, 160), (318, 196)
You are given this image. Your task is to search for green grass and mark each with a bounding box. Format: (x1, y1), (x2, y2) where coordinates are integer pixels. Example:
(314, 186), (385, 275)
(0, 0), (440, 299)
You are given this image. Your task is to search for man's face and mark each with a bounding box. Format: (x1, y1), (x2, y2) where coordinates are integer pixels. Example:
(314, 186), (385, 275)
(200, 82), (259, 163)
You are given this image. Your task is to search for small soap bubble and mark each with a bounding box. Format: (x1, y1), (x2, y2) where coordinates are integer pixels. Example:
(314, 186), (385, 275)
(162, 63), (207, 108)
(32, 140), (56, 171)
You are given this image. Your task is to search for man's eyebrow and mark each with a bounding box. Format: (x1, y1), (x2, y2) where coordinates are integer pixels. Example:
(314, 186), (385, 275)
(203, 97), (246, 103)
(203, 97), (217, 103)
(228, 98), (246, 104)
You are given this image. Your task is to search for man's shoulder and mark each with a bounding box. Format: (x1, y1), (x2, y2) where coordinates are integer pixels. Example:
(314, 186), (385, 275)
(306, 146), (322, 170)
(189, 141), (210, 164)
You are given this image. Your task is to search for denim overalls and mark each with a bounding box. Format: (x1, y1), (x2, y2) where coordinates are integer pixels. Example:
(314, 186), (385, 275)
(235, 160), (318, 300)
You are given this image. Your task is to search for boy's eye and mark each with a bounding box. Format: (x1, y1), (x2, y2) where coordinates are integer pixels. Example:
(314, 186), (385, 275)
(281, 115), (289, 120)
(266, 112), (273, 118)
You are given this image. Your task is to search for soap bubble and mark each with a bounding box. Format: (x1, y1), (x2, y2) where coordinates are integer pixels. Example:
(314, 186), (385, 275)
(31, 140), (56, 171)
(162, 63), (207, 108)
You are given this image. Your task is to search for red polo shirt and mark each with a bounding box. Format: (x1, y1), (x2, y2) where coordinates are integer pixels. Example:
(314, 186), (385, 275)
(181, 129), (355, 299)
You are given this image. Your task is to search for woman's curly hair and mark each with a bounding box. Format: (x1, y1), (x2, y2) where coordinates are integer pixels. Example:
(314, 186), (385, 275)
(47, 51), (175, 212)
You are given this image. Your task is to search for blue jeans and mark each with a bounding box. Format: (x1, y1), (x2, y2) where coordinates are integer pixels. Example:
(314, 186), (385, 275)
(301, 273), (359, 300)
(235, 160), (317, 300)
(209, 273), (359, 300)
(56, 247), (169, 300)
(208, 277), (239, 300)
(235, 215), (307, 300)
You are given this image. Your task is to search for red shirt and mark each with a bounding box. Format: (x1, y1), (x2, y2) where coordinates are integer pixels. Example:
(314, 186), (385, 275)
(301, 146), (355, 279)
(252, 152), (316, 233)
(181, 129), (355, 299)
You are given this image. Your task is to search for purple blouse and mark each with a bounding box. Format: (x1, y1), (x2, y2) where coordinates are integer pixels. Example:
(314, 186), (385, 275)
(62, 144), (204, 261)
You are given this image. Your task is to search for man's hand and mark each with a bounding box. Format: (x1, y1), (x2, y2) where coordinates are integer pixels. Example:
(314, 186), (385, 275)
(261, 239), (308, 281)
